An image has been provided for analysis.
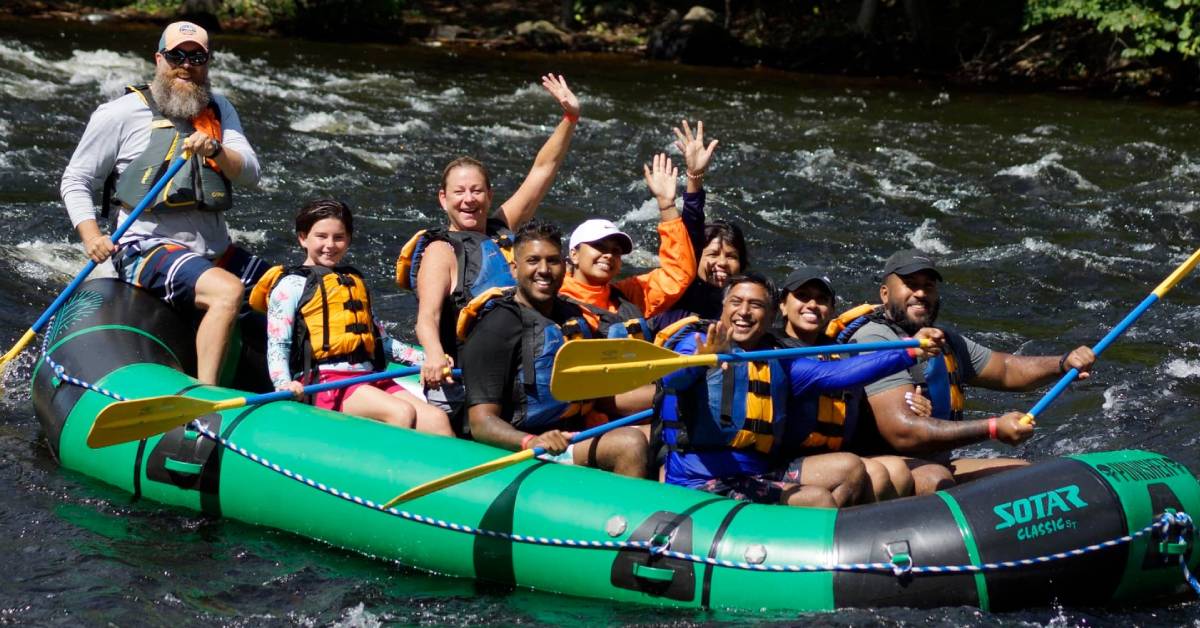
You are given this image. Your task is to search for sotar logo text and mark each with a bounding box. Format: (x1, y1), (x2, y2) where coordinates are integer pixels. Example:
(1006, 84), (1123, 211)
(993, 485), (1088, 530)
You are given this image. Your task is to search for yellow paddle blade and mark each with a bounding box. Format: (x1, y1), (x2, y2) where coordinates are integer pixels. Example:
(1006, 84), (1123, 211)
(381, 448), (536, 508)
(0, 328), (37, 371)
(550, 338), (718, 401)
(87, 395), (245, 448)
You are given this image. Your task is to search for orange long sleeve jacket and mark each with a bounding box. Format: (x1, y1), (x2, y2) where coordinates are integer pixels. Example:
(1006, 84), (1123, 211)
(559, 217), (696, 333)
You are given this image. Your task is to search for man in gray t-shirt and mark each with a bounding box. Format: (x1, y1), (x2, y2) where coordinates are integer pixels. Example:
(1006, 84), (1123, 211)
(60, 22), (265, 385)
(848, 249), (1095, 494)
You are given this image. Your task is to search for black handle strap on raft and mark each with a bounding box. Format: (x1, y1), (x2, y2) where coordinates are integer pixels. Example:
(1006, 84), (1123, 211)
(37, 331), (1200, 595)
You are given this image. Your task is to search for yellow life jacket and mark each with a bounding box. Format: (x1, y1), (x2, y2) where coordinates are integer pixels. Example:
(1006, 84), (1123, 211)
(249, 264), (381, 372)
(825, 303), (880, 343)
(653, 315), (702, 347)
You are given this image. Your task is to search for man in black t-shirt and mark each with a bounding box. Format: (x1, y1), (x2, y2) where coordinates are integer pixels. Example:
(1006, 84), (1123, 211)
(460, 221), (649, 477)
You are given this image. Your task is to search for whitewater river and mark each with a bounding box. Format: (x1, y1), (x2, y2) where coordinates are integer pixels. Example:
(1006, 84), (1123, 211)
(2, 16), (1200, 625)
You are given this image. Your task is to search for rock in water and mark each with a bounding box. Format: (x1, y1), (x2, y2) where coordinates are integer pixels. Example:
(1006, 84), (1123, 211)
(647, 6), (741, 66)
(515, 20), (572, 51)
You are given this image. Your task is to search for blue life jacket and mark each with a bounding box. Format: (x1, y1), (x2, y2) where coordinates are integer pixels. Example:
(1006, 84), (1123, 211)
(657, 327), (789, 487)
(395, 218), (517, 358)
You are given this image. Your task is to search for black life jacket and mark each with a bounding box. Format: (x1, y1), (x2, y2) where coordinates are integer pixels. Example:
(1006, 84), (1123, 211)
(457, 287), (594, 432)
(563, 285), (654, 341)
(840, 307), (966, 422)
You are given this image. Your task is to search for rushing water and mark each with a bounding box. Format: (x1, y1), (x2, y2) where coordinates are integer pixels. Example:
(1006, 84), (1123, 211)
(3, 15), (1200, 625)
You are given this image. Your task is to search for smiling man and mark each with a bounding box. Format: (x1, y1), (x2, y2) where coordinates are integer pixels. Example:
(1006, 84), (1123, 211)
(848, 249), (1096, 491)
(458, 220), (649, 477)
(657, 273), (945, 507)
(60, 21), (265, 385)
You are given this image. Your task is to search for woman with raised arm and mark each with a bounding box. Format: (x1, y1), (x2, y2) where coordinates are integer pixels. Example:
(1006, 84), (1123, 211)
(559, 153), (696, 339)
(395, 74), (580, 432)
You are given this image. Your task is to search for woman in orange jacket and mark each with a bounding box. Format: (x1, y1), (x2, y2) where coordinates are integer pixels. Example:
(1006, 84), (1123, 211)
(560, 153), (697, 336)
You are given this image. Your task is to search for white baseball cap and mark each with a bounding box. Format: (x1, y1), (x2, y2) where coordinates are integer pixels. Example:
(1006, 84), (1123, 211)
(568, 219), (634, 254)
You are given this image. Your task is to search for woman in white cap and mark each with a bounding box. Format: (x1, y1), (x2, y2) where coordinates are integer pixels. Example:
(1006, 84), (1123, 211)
(559, 153), (696, 337)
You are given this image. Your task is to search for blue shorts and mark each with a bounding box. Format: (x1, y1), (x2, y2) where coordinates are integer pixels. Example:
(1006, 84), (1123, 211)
(114, 242), (267, 309)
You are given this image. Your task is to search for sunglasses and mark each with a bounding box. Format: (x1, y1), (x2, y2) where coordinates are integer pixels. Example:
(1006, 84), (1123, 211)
(161, 49), (210, 66)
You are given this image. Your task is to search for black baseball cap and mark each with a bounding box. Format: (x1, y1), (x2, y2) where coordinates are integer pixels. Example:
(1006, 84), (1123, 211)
(882, 249), (943, 281)
(781, 266), (835, 302)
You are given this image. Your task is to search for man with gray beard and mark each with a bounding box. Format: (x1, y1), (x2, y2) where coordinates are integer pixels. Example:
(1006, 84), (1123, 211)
(61, 21), (264, 385)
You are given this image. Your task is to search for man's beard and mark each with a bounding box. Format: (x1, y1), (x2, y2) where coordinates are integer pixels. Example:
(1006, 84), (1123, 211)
(150, 69), (212, 120)
(884, 298), (939, 335)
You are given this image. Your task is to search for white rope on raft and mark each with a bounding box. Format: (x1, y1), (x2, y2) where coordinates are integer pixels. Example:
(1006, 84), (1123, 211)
(38, 332), (1200, 589)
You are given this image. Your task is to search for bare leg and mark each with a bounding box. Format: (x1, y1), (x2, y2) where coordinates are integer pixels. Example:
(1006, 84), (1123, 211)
(341, 384), (416, 429)
(950, 457), (1029, 483)
(573, 426), (648, 478)
(781, 484), (836, 508)
(795, 452), (870, 507)
(870, 455), (915, 498)
(390, 388), (453, 436)
(908, 458), (955, 495)
(192, 267), (244, 385)
(861, 458), (892, 502)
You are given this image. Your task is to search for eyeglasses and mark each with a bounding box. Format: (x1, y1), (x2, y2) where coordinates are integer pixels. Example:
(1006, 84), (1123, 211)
(160, 49), (210, 66)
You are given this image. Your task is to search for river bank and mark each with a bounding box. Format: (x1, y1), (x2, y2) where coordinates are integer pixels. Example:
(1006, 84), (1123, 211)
(4, 0), (1199, 99)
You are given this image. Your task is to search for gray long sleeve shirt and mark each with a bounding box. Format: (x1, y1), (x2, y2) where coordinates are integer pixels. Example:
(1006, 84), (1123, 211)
(60, 91), (260, 258)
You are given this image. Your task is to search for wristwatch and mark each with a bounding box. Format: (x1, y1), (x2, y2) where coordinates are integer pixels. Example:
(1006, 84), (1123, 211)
(209, 140), (223, 158)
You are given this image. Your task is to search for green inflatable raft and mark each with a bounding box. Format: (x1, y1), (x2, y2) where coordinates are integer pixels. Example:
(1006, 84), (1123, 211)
(31, 280), (1200, 612)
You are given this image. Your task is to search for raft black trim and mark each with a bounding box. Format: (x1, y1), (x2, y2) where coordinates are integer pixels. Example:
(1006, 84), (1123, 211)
(131, 439), (147, 502)
(701, 501), (750, 608)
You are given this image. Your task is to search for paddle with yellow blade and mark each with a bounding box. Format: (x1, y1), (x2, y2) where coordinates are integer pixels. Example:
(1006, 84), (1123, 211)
(1020, 245), (1200, 426)
(0, 153), (193, 374)
(381, 408), (653, 508)
(549, 337), (931, 401)
(86, 366), (457, 448)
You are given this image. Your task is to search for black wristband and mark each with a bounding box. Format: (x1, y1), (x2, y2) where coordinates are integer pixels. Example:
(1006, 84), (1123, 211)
(1058, 353), (1069, 374)
(209, 140), (223, 159)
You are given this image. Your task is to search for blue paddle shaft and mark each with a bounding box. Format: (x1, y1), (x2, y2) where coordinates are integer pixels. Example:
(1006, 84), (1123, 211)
(714, 338), (920, 363)
(532, 409), (654, 456)
(1026, 293), (1159, 419)
(31, 155), (190, 333)
(242, 367), (462, 407)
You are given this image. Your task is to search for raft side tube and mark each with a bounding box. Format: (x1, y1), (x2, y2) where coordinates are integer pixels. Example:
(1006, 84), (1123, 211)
(32, 280), (195, 459)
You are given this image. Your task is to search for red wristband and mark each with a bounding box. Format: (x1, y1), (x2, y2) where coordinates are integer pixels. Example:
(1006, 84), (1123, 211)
(906, 347), (918, 358)
(988, 417), (998, 440)
(563, 112), (579, 124)
(520, 434), (536, 450)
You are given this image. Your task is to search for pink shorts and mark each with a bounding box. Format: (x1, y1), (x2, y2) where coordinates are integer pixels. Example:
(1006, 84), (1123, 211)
(313, 370), (404, 412)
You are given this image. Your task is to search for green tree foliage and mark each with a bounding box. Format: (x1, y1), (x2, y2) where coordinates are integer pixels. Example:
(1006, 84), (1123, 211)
(1026, 0), (1200, 59)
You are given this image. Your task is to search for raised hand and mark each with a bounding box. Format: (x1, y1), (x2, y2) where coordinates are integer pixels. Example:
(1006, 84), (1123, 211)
(643, 152), (678, 209)
(541, 74), (580, 120)
(697, 321), (733, 356)
(673, 119), (719, 177)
